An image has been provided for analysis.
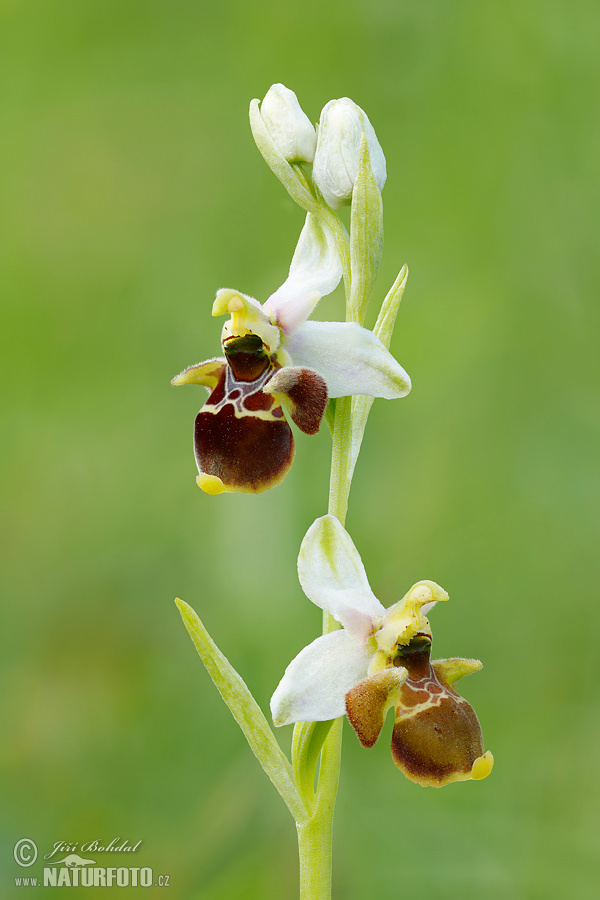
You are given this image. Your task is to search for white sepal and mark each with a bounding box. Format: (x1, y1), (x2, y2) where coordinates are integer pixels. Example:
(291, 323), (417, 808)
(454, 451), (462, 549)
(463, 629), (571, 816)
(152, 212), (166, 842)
(312, 98), (386, 209)
(286, 320), (411, 399)
(271, 630), (372, 725)
(263, 214), (343, 335)
(297, 515), (385, 641)
(260, 83), (317, 164)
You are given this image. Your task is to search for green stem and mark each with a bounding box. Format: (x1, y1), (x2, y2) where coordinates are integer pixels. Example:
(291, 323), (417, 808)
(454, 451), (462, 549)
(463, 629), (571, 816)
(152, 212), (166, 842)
(296, 718), (343, 900)
(295, 166), (378, 895)
(296, 385), (354, 897)
(327, 396), (353, 539)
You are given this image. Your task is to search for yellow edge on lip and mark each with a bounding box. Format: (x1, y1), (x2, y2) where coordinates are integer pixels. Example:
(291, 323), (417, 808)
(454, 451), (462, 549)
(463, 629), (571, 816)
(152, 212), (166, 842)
(471, 751), (494, 781)
(196, 474), (230, 495)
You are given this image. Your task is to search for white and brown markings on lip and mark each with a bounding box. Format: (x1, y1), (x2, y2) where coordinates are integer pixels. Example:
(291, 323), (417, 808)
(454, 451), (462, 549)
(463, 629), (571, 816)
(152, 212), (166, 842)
(390, 671), (485, 787)
(193, 333), (327, 493)
(346, 635), (487, 787)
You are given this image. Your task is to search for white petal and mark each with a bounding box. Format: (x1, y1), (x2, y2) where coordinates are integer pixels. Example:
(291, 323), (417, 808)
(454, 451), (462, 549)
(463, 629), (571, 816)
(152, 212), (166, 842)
(260, 84), (317, 163)
(263, 214), (342, 335)
(298, 515), (385, 641)
(312, 98), (386, 208)
(286, 320), (411, 399)
(270, 630), (372, 725)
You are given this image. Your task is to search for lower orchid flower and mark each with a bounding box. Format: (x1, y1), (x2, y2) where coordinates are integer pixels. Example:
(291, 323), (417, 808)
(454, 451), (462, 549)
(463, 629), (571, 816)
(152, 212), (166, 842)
(271, 515), (494, 787)
(172, 215), (411, 494)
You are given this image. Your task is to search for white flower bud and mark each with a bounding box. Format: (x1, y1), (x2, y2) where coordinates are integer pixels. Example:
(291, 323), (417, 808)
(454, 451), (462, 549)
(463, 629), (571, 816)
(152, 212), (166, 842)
(260, 83), (317, 164)
(312, 98), (386, 209)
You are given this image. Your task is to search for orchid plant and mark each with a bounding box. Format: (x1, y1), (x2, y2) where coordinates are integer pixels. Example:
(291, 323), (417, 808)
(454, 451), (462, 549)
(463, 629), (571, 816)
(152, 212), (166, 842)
(173, 83), (493, 899)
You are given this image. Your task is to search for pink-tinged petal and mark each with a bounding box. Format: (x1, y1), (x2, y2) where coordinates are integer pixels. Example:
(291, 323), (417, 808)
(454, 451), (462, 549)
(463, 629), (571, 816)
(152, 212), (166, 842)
(298, 515), (385, 641)
(286, 321), (411, 399)
(345, 668), (407, 748)
(271, 630), (372, 726)
(264, 366), (328, 435)
(263, 214), (342, 335)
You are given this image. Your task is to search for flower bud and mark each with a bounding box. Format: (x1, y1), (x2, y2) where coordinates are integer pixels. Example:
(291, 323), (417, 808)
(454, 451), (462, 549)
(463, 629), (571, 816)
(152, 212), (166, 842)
(312, 98), (386, 208)
(260, 83), (317, 164)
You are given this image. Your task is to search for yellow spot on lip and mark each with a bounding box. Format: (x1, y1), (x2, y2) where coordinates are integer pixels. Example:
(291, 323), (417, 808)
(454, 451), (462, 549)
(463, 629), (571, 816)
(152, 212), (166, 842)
(471, 750), (494, 781)
(196, 473), (230, 495)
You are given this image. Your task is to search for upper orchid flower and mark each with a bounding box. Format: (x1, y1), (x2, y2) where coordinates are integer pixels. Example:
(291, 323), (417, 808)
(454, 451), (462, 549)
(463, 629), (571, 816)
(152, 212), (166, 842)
(172, 215), (411, 495)
(259, 83), (317, 164)
(312, 98), (386, 209)
(271, 516), (494, 787)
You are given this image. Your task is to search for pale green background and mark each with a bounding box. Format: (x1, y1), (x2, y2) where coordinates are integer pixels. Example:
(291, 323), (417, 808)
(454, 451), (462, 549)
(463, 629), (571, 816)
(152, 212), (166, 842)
(1, 1), (599, 897)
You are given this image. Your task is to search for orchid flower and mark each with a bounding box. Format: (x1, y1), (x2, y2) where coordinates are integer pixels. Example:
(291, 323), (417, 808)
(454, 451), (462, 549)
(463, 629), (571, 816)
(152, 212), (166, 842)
(271, 516), (494, 787)
(172, 215), (411, 495)
(259, 83), (317, 164)
(312, 97), (386, 209)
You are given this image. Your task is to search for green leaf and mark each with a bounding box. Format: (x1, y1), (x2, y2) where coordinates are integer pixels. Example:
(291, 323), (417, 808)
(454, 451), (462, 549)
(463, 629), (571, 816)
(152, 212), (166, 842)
(292, 720), (335, 809)
(175, 598), (309, 825)
(347, 266), (409, 482)
(324, 397), (337, 434)
(373, 264), (409, 350)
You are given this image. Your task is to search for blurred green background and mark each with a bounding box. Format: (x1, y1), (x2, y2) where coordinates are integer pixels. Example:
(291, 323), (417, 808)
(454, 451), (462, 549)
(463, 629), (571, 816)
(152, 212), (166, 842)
(1, 0), (599, 897)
